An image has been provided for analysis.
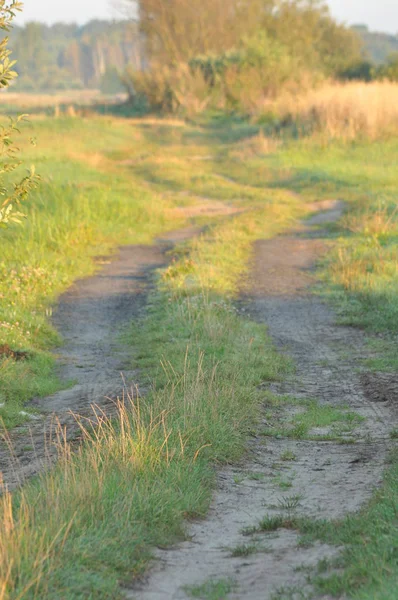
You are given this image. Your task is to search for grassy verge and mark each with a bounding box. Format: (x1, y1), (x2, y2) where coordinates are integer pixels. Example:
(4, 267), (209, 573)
(302, 156), (398, 599)
(298, 459), (398, 600)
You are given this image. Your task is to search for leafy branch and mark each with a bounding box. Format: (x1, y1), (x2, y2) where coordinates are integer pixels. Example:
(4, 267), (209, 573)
(0, 1), (40, 229)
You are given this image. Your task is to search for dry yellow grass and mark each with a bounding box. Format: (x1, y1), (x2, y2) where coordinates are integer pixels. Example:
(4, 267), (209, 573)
(0, 90), (128, 110)
(264, 81), (398, 140)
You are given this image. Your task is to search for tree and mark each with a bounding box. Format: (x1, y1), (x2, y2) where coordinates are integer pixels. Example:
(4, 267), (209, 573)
(132, 0), (273, 64)
(128, 0), (362, 75)
(0, 0), (39, 229)
(262, 0), (363, 77)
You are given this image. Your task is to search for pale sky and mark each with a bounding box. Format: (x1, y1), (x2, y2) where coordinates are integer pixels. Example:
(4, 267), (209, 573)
(14, 1), (398, 34)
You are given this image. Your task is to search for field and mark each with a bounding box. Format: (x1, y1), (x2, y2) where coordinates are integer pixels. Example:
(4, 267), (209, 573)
(0, 82), (398, 599)
(0, 90), (128, 116)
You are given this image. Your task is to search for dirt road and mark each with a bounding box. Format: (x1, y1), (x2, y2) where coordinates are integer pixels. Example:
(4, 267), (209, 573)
(128, 202), (394, 600)
(0, 227), (198, 489)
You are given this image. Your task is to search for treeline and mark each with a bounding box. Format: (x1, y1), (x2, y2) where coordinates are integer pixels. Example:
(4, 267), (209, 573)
(5, 6), (398, 100)
(124, 0), (367, 114)
(353, 25), (398, 65)
(7, 20), (144, 92)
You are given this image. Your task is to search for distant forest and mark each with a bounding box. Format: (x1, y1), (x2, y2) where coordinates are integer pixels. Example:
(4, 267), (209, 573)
(353, 25), (398, 64)
(7, 20), (145, 93)
(3, 19), (398, 93)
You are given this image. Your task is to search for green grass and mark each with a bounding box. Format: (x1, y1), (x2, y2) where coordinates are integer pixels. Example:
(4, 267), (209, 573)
(280, 450), (297, 462)
(0, 117), (193, 426)
(263, 398), (363, 441)
(0, 114), (304, 426)
(286, 456), (398, 599)
(185, 578), (235, 599)
(239, 135), (398, 598)
(0, 211), (295, 597)
(2, 110), (398, 598)
(259, 515), (287, 531)
(0, 114), (304, 598)
(270, 136), (398, 599)
(229, 543), (259, 557)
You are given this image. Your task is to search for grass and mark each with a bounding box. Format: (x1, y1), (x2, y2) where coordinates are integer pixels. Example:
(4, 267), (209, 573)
(0, 113), (303, 598)
(229, 543), (259, 557)
(1, 112), (296, 426)
(259, 515), (297, 532)
(263, 399), (363, 441)
(0, 90), (130, 117)
(286, 456), (398, 599)
(0, 117), (194, 426)
(280, 450), (297, 462)
(258, 81), (398, 141)
(279, 139), (398, 599)
(277, 495), (302, 511)
(242, 128), (398, 598)
(132, 116), (398, 600)
(185, 578), (235, 599)
(1, 103), (398, 598)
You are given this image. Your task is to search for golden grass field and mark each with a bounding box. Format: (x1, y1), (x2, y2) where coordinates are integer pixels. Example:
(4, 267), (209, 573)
(261, 81), (398, 139)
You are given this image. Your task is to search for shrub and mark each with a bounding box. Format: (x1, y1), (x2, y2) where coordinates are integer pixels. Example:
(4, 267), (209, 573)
(377, 52), (398, 82)
(339, 60), (375, 82)
(125, 31), (318, 116)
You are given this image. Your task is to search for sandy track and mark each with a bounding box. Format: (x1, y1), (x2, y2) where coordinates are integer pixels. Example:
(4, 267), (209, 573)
(0, 227), (198, 490)
(128, 202), (395, 600)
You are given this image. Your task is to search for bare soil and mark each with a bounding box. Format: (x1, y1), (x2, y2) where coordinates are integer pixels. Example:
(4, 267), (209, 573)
(0, 227), (199, 490)
(128, 201), (395, 600)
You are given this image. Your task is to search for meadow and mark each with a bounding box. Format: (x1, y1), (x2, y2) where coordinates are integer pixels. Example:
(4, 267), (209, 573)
(0, 90), (128, 116)
(0, 80), (398, 598)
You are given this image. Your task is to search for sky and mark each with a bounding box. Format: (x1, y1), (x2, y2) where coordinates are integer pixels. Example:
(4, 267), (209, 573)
(14, 1), (398, 34)
(15, 0), (117, 25)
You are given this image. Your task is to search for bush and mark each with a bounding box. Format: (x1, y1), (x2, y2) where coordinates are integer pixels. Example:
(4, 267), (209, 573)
(221, 33), (318, 114)
(125, 62), (216, 116)
(377, 52), (398, 81)
(124, 31), (318, 116)
(339, 60), (375, 82)
(124, 0), (364, 117)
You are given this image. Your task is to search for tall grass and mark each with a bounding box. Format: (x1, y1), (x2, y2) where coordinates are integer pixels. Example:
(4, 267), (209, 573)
(261, 81), (398, 140)
(324, 198), (398, 331)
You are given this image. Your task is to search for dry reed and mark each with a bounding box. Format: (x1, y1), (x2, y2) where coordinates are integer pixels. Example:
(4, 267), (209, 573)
(263, 81), (398, 140)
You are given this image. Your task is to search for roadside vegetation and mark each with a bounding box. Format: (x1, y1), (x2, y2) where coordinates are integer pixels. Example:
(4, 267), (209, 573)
(217, 124), (398, 598)
(0, 117), (189, 426)
(0, 117), (305, 597)
(1, 0), (398, 598)
(1, 105), (397, 598)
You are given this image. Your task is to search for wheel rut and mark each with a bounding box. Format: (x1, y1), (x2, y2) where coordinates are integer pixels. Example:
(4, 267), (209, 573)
(128, 201), (395, 600)
(0, 226), (199, 490)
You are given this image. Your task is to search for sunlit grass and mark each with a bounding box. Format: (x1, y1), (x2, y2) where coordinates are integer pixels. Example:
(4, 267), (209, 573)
(0, 118), (187, 425)
(0, 189), (296, 598)
(2, 108), (398, 598)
